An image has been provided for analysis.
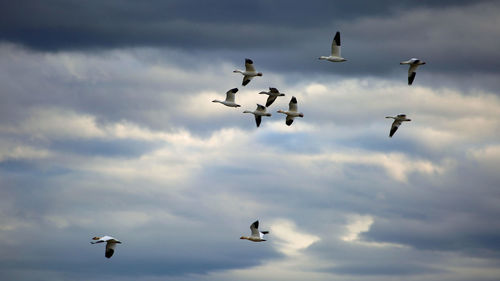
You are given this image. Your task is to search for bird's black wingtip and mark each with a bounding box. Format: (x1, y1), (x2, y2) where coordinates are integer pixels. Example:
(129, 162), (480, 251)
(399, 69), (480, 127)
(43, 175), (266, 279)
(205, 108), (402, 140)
(408, 72), (416, 85)
(105, 249), (114, 258)
(334, 31), (341, 46)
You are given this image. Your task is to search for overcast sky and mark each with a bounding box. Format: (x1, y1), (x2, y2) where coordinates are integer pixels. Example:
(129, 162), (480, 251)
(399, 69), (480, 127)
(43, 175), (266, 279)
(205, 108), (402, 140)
(1, 1), (500, 281)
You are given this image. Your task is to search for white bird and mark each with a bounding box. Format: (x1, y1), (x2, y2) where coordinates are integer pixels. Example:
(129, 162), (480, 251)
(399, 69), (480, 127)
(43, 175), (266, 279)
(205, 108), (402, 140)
(258, 87), (285, 107)
(240, 220), (269, 242)
(400, 58), (426, 85)
(385, 114), (411, 137)
(90, 235), (122, 258)
(243, 104), (272, 127)
(277, 96), (304, 126)
(212, 88), (240, 107)
(319, 31), (347, 62)
(233, 58), (263, 86)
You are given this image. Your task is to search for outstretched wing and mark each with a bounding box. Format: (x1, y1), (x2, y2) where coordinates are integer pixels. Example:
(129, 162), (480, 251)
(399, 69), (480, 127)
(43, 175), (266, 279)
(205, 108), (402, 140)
(255, 115), (262, 127)
(408, 64), (418, 85)
(256, 104), (266, 112)
(331, 31), (341, 57)
(408, 71), (416, 85)
(105, 242), (116, 258)
(389, 120), (402, 137)
(242, 75), (252, 86)
(225, 88), (238, 102)
(245, 58), (256, 72)
(250, 221), (260, 236)
(269, 87), (279, 94)
(266, 95), (278, 107)
(289, 96), (298, 112)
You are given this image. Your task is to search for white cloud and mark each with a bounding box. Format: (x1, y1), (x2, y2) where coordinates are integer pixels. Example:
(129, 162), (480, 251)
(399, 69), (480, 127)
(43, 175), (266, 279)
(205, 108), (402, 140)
(270, 219), (320, 256)
(1, 43), (500, 281)
(342, 214), (373, 242)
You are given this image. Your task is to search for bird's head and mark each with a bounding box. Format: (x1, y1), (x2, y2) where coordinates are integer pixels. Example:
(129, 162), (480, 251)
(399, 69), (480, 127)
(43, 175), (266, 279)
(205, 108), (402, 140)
(240, 236), (247, 240)
(257, 72), (263, 77)
(92, 237), (101, 240)
(299, 113), (304, 118)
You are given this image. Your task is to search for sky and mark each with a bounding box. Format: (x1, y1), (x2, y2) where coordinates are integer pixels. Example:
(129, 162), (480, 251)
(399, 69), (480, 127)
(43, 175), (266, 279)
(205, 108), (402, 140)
(1, 1), (500, 280)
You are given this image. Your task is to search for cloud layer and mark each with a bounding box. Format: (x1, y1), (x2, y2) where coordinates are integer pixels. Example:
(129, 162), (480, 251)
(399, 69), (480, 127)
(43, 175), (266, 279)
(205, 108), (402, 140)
(1, 42), (500, 280)
(1, 1), (500, 280)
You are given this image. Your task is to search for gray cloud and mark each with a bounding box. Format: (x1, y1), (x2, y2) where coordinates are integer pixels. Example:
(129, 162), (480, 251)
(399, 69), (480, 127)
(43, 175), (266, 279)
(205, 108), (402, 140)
(1, 8), (500, 280)
(1, 0), (499, 90)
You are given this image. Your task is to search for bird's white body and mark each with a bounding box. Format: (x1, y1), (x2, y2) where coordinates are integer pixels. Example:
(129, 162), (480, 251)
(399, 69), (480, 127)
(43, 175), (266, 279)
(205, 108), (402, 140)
(234, 58), (263, 86)
(91, 235), (122, 258)
(243, 104), (272, 127)
(319, 31), (347, 62)
(400, 58), (426, 85)
(212, 88), (240, 107)
(277, 96), (304, 126)
(240, 220), (269, 242)
(258, 87), (285, 107)
(385, 114), (411, 137)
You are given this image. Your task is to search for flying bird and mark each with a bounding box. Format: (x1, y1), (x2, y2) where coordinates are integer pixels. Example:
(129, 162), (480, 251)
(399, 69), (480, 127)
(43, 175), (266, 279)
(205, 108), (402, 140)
(91, 236), (122, 258)
(233, 58), (263, 86)
(400, 58), (426, 85)
(277, 96), (304, 126)
(258, 87), (285, 107)
(385, 114), (411, 137)
(318, 31), (347, 62)
(212, 88), (240, 107)
(243, 104), (272, 127)
(240, 220), (269, 242)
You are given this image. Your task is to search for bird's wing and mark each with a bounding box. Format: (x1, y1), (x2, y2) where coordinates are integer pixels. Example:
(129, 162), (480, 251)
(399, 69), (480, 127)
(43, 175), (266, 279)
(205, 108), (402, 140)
(255, 115), (262, 127)
(256, 104), (266, 112)
(250, 221), (260, 236)
(390, 120), (402, 137)
(408, 64), (419, 75)
(408, 71), (417, 85)
(225, 88), (238, 102)
(331, 32), (341, 57)
(105, 242), (117, 258)
(289, 96), (298, 112)
(266, 95), (278, 107)
(245, 58), (256, 72)
(242, 75), (253, 86)
(269, 87), (279, 94)
(286, 115), (294, 126)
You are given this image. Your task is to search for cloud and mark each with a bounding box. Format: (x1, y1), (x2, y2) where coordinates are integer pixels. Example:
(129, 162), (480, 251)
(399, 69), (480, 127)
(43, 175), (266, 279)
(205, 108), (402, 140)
(0, 41), (500, 281)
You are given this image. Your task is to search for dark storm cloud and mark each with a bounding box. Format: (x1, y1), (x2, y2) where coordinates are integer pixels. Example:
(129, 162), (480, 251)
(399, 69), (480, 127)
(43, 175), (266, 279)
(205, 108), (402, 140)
(0, 0), (411, 50)
(2, 0), (499, 83)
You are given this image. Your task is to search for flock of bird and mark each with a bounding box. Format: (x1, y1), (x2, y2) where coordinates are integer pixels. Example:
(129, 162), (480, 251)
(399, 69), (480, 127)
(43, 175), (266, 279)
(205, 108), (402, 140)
(212, 58), (305, 127)
(92, 31), (425, 258)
